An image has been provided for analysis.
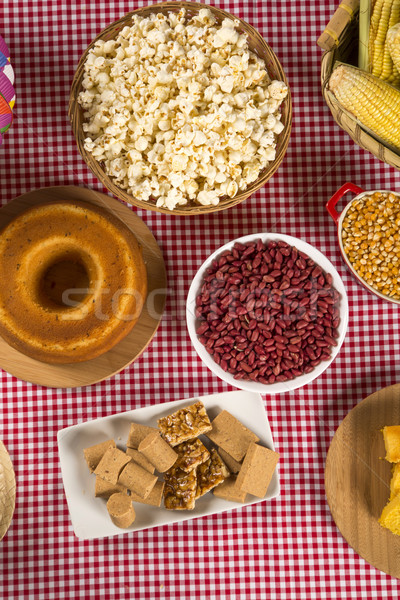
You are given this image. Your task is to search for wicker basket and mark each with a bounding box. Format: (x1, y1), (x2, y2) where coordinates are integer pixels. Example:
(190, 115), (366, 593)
(318, 0), (400, 170)
(69, 1), (292, 215)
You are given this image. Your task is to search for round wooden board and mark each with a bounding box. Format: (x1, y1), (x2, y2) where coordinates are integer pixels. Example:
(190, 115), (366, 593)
(325, 384), (400, 578)
(0, 441), (16, 541)
(0, 186), (167, 388)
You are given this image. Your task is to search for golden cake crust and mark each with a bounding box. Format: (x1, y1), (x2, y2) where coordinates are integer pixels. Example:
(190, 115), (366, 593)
(0, 200), (147, 363)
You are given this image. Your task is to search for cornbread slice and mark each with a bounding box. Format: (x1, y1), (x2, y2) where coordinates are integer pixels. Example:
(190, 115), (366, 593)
(213, 476), (248, 503)
(390, 463), (400, 500)
(164, 466), (197, 510)
(83, 439), (116, 472)
(236, 443), (279, 498)
(379, 494), (400, 536)
(107, 492), (135, 529)
(130, 481), (165, 507)
(205, 410), (259, 462)
(126, 447), (155, 474)
(118, 461), (158, 499)
(174, 438), (210, 473)
(195, 448), (229, 499)
(382, 426), (400, 462)
(138, 431), (178, 472)
(95, 476), (128, 499)
(94, 447), (131, 485)
(217, 447), (242, 474)
(127, 423), (158, 449)
(158, 401), (212, 446)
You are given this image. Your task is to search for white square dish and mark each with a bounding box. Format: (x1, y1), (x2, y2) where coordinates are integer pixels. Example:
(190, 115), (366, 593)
(57, 390), (279, 540)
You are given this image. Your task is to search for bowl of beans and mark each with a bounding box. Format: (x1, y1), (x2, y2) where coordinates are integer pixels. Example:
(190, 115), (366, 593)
(326, 182), (400, 304)
(186, 233), (348, 394)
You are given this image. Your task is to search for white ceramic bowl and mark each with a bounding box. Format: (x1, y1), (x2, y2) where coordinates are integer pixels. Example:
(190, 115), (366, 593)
(186, 233), (349, 394)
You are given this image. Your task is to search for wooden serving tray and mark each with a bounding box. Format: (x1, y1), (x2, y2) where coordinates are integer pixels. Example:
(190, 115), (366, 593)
(0, 186), (167, 388)
(325, 384), (400, 578)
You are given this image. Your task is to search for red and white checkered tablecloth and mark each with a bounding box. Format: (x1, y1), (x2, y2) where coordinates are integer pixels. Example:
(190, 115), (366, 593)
(1, 0), (400, 598)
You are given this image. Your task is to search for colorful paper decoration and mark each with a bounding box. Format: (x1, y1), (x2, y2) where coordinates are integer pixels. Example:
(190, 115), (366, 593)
(0, 35), (14, 145)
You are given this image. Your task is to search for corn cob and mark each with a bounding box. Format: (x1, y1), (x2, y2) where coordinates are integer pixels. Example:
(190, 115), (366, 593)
(368, 0), (400, 85)
(387, 22), (400, 71)
(329, 64), (400, 148)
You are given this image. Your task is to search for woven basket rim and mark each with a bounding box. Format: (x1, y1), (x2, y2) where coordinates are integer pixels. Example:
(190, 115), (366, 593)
(69, 1), (292, 215)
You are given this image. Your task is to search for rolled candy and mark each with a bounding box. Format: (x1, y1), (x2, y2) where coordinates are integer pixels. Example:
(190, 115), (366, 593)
(106, 493), (135, 529)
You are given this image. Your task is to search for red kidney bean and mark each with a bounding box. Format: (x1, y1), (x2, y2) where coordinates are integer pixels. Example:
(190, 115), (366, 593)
(240, 361), (253, 373)
(195, 239), (341, 385)
(236, 342), (248, 351)
(324, 335), (337, 346)
(287, 344), (300, 353)
(196, 322), (209, 335)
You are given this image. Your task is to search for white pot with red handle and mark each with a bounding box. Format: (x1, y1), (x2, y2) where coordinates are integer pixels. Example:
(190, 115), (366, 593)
(326, 182), (400, 305)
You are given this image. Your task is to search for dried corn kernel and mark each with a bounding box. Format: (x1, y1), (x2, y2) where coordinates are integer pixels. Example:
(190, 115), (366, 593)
(341, 191), (400, 300)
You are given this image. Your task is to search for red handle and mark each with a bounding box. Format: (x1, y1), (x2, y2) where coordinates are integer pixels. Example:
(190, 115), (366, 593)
(326, 182), (364, 224)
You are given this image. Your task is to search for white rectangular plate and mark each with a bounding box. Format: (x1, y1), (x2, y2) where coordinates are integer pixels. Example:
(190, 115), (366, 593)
(57, 390), (279, 540)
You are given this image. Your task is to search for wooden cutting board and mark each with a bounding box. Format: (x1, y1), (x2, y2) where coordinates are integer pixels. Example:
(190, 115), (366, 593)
(0, 186), (167, 388)
(325, 384), (400, 578)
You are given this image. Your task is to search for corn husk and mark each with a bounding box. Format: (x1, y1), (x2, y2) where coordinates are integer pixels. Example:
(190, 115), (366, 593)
(359, 0), (372, 68)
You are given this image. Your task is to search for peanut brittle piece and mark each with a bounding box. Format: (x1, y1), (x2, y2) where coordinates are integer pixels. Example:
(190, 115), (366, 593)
(158, 401), (212, 446)
(174, 438), (210, 473)
(163, 466), (197, 510)
(195, 448), (229, 499)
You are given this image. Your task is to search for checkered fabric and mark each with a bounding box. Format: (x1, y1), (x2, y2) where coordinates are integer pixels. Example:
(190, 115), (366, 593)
(0, 0), (400, 598)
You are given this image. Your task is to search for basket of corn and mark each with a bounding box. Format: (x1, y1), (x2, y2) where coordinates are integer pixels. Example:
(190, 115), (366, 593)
(318, 0), (400, 169)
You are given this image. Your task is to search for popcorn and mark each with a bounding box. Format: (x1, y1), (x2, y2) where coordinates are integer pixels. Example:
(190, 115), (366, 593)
(78, 8), (288, 210)
(268, 80), (288, 101)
